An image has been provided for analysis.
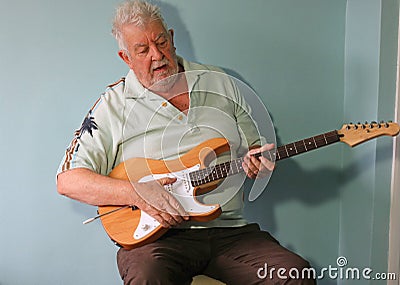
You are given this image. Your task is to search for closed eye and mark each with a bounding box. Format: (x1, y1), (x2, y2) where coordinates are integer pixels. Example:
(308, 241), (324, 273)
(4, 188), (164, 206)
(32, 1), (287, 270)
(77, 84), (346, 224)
(157, 39), (168, 48)
(135, 46), (149, 55)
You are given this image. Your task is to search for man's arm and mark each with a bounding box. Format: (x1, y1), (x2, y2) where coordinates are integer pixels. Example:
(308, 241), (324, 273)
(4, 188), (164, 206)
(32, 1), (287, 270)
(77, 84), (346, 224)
(57, 168), (188, 227)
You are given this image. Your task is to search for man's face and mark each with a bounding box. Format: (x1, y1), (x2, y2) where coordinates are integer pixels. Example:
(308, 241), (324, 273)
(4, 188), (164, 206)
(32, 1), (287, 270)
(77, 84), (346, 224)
(119, 20), (179, 90)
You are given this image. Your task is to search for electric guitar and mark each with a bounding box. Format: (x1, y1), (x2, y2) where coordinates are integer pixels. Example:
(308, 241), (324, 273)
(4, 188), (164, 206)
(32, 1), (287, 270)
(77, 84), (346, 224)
(97, 121), (399, 249)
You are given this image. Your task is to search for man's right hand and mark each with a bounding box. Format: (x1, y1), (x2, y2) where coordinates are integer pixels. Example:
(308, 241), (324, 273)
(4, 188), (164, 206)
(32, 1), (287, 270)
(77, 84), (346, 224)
(132, 177), (189, 228)
(57, 168), (188, 228)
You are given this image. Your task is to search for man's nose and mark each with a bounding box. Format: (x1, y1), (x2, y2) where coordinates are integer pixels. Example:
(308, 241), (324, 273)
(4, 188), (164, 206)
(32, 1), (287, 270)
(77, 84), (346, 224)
(149, 44), (163, 61)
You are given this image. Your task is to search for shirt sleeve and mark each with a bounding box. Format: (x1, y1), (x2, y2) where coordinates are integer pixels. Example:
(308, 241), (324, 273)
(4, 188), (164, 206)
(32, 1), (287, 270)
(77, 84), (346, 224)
(230, 78), (266, 155)
(57, 93), (118, 177)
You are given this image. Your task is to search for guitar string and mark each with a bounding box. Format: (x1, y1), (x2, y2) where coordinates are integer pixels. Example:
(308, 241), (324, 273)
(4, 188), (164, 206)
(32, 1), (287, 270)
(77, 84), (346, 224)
(189, 131), (340, 186)
(189, 122), (398, 185)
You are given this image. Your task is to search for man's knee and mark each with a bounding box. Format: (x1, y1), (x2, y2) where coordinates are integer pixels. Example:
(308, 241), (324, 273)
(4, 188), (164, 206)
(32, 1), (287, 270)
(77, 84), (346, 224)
(277, 255), (316, 285)
(120, 260), (171, 285)
(117, 249), (191, 285)
(257, 253), (315, 284)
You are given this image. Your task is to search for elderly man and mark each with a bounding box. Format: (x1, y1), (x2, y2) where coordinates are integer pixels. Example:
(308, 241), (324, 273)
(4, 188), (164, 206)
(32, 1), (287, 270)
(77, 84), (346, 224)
(57, 1), (316, 284)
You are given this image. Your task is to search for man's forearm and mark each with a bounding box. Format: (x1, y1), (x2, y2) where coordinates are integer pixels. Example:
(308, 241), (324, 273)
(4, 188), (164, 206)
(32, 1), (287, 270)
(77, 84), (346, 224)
(57, 168), (136, 206)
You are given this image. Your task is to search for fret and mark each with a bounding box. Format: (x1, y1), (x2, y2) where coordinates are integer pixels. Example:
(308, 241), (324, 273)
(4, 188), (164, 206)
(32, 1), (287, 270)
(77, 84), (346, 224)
(292, 142), (298, 154)
(312, 136), (318, 148)
(220, 162), (227, 177)
(234, 161), (240, 173)
(236, 159), (244, 173)
(205, 172), (211, 182)
(227, 161), (233, 175)
(266, 150), (274, 161)
(314, 134), (327, 147)
(213, 166), (219, 180)
(219, 163), (226, 177)
(275, 149), (281, 160)
(294, 140), (307, 154)
(303, 138), (317, 150)
(214, 166), (219, 179)
(232, 159), (243, 175)
(323, 133), (328, 144)
(216, 164), (223, 179)
(224, 163), (230, 175)
(196, 170), (204, 182)
(233, 160), (239, 174)
(284, 145), (290, 157)
(277, 146), (288, 159)
(303, 139), (308, 151)
(210, 167), (217, 181)
(286, 143), (297, 157)
(233, 161), (238, 174)
(226, 162), (233, 175)
(326, 131), (340, 144)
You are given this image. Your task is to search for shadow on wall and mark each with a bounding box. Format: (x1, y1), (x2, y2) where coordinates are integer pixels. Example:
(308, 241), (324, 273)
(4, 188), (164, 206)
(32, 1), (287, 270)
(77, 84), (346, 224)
(157, 1), (197, 61)
(244, 131), (394, 231)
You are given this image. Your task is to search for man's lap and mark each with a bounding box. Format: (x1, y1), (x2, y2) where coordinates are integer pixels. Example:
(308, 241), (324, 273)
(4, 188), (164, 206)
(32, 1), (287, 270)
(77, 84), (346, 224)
(117, 223), (315, 285)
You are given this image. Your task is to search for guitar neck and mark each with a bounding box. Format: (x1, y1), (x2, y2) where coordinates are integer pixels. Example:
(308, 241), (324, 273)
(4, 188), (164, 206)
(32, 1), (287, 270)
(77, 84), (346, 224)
(189, 130), (340, 187)
(258, 130), (340, 161)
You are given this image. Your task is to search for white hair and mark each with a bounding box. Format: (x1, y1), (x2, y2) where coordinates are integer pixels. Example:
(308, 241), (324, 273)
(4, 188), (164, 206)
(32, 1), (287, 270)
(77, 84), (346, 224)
(112, 0), (168, 50)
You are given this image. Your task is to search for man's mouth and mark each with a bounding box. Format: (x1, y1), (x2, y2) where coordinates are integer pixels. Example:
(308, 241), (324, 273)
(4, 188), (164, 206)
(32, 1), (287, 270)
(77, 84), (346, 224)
(153, 64), (167, 73)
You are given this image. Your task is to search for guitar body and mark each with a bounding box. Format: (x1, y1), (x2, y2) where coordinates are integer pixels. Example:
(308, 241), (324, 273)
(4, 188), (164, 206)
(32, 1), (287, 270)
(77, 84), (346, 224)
(98, 137), (230, 249)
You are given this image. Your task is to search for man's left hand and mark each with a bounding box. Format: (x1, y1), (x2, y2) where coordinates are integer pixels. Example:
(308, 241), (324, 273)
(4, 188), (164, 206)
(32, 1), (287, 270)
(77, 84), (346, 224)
(242, 144), (275, 179)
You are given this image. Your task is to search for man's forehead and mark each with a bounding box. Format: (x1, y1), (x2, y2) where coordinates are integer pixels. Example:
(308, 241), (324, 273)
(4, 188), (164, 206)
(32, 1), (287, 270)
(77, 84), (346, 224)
(123, 21), (167, 39)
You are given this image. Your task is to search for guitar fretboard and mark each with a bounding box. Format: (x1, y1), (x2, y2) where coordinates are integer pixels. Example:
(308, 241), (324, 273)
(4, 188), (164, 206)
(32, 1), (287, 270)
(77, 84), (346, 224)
(189, 130), (340, 187)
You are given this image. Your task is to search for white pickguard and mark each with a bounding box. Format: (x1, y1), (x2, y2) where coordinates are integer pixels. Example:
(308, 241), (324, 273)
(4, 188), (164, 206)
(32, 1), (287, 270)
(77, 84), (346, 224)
(133, 164), (217, 240)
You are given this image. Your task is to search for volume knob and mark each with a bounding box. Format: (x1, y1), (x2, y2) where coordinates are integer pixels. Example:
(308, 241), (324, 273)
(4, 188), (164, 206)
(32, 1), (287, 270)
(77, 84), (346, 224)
(141, 224), (150, 231)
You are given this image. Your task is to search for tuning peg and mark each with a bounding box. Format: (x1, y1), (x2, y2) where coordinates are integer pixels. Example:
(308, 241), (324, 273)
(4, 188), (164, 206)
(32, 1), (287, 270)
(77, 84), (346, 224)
(361, 123), (366, 129)
(385, 122), (390, 128)
(373, 121), (379, 128)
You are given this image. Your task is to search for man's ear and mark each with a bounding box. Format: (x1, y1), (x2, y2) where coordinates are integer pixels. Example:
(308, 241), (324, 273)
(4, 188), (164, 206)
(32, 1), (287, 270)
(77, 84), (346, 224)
(168, 29), (175, 47)
(118, 50), (132, 67)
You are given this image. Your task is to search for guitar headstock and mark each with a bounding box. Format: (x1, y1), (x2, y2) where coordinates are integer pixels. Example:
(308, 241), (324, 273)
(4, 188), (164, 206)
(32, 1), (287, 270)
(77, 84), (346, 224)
(337, 121), (400, 147)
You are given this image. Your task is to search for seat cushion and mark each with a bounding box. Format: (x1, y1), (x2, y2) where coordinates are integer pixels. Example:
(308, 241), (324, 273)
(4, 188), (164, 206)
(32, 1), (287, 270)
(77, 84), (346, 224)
(191, 275), (226, 285)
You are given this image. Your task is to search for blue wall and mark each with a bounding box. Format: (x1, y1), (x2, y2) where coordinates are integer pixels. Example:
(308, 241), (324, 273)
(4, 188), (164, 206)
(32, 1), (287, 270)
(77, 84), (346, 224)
(0, 1), (397, 284)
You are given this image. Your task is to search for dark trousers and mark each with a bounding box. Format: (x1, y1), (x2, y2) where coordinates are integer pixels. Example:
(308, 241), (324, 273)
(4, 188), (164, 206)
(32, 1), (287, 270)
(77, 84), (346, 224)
(117, 223), (316, 285)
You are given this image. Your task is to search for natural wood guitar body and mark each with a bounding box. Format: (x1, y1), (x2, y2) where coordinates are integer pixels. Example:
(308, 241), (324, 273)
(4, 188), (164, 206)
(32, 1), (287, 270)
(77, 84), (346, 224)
(98, 137), (229, 249)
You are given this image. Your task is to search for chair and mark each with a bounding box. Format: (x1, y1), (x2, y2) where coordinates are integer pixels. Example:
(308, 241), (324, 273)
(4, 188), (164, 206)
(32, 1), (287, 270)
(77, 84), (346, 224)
(191, 275), (226, 285)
